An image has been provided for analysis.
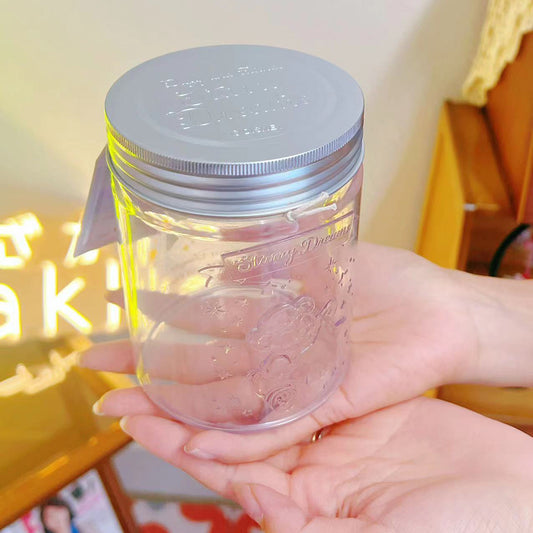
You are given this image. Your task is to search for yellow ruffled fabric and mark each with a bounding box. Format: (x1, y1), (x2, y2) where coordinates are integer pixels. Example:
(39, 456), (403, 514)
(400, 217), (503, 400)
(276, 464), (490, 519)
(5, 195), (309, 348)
(462, 0), (533, 106)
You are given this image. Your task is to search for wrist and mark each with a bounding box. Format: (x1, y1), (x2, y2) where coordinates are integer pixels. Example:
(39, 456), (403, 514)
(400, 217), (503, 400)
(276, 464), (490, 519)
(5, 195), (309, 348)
(450, 270), (533, 386)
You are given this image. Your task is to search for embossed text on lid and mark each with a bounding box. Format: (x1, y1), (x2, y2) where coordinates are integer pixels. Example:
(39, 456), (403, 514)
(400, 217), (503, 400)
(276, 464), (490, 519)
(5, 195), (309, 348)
(105, 45), (364, 215)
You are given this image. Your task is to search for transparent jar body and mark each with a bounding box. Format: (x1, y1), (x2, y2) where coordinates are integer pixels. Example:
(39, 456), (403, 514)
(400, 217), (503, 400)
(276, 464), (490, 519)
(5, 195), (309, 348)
(111, 167), (362, 432)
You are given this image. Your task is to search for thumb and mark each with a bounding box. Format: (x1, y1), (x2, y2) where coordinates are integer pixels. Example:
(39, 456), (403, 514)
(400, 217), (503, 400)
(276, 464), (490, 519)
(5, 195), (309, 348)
(234, 483), (389, 533)
(233, 483), (307, 532)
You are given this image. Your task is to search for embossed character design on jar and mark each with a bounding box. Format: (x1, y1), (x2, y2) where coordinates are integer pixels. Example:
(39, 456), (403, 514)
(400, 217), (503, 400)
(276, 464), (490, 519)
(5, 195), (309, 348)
(78, 45), (365, 431)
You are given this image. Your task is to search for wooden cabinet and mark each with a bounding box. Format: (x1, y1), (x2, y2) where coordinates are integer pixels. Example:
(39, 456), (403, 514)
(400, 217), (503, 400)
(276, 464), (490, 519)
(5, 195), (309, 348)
(485, 32), (533, 223)
(417, 32), (533, 431)
(416, 101), (515, 273)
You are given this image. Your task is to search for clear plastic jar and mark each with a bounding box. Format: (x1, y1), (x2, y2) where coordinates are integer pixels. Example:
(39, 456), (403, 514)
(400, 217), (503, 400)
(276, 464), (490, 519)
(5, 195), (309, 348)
(82, 45), (364, 431)
(111, 167), (362, 431)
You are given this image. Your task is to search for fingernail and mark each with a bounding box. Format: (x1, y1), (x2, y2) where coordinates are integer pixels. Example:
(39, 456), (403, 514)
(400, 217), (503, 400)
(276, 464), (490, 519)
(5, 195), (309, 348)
(92, 397), (104, 415)
(183, 444), (216, 460)
(119, 416), (131, 435)
(234, 484), (263, 525)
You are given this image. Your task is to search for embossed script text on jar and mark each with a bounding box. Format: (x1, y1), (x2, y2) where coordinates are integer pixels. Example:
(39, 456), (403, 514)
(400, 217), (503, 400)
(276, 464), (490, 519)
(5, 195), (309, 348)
(223, 211), (355, 274)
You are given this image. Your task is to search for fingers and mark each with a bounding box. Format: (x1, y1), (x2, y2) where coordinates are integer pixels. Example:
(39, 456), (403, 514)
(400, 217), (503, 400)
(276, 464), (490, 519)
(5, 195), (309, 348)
(150, 288), (282, 338)
(109, 288), (292, 339)
(143, 375), (265, 425)
(94, 387), (170, 418)
(234, 484), (306, 532)
(96, 377), (264, 426)
(184, 408), (324, 463)
(142, 334), (255, 385)
(238, 484), (386, 533)
(108, 245), (346, 342)
(120, 415), (288, 498)
(183, 365), (356, 463)
(95, 386), (306, 474)
(105, 289), (125, 308)
(80, 337), (257, 385)
(79, 340), (135, 373)
(83, 315), (346, 428)
(300, 518), (389, 533)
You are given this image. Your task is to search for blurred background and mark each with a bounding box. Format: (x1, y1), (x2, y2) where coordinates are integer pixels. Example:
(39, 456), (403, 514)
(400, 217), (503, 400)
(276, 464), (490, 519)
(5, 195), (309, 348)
(0, 0), (488, 248)
(1, 1), (531, 532)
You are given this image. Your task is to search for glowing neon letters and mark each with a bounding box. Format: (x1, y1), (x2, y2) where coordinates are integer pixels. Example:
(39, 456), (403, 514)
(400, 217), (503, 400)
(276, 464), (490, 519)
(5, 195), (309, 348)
(0, 213), (42, 269)
(0, 349), (80, 397)
(0, 213), (122, 341)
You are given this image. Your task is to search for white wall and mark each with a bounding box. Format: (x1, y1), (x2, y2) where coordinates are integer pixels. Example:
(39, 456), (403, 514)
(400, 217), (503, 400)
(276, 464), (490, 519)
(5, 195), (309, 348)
(0, 0), (486, 248)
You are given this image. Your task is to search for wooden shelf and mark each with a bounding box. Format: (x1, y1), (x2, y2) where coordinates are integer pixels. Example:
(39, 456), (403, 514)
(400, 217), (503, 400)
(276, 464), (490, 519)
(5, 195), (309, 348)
(0, 336), (133, 528)
(417, 101), (514, 272)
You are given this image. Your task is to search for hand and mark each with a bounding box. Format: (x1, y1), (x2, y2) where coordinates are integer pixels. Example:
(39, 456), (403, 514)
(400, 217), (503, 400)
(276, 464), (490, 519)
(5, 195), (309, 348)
(106, 397), (533, 532)
(82, 243), (480, 461)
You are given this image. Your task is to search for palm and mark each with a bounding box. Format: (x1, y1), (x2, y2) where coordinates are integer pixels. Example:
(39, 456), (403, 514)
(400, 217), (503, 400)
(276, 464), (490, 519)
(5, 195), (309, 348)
(268, 398), (533, 531)
(188, 244), (478, 460)
(112, 398), (533, 532)
(84, 244), (478, 462)
(340, 243), (476, 416)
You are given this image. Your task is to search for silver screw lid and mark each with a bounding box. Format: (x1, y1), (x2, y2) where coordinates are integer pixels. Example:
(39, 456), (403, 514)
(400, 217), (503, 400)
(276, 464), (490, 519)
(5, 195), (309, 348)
(105, 45), (364, 217)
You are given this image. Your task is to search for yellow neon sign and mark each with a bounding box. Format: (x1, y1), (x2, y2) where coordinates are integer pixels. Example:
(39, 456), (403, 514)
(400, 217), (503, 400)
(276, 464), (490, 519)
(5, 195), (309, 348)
(0, 349), (80, 397)
(0, 212), (124, 342)
(0, 213), (42, 269)
(42, 260), (92, 337)
(0, 283), (21, 341)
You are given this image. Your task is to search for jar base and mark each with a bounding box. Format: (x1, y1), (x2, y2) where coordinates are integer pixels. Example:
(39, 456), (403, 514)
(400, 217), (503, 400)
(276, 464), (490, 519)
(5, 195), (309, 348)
(140, 358), (348, 433)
